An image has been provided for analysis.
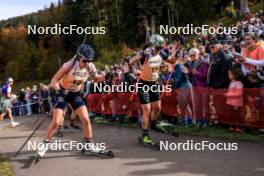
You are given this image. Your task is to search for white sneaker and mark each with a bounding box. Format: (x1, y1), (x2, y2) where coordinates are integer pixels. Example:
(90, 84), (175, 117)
(11, 121), (20, 127)
(37, 140), (50, 157)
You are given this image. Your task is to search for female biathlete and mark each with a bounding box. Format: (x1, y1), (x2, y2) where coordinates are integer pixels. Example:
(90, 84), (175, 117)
(37, 44), (106, 158)
(129, 34), (176, 144)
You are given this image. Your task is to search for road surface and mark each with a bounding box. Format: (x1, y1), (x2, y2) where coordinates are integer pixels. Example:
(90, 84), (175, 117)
(0, 116), (264, 176)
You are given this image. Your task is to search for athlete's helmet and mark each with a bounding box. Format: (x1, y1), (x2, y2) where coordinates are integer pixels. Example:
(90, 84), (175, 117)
(7, 77), (14, 83)
(76, 44), (95, 61)
(149, 34), (165, 47)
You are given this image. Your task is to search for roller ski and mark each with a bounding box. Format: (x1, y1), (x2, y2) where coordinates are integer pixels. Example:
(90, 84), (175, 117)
(137, 135), (160, 151)
(35, 140), (50, 163)
(154, 121), (180, 137)
(81, 141), (115, 158)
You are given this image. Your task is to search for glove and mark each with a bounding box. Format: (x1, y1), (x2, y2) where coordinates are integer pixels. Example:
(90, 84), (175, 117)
(159, 49), (169, 60)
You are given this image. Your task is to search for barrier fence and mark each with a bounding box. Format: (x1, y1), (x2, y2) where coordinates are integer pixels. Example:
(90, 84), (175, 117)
(85, 88), (264, 128)
(11, 101), (50, 116)
(10, 88), (264, 128)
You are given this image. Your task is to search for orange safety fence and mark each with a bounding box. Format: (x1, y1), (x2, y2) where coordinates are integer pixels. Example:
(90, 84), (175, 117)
(85, 88), (264, 128)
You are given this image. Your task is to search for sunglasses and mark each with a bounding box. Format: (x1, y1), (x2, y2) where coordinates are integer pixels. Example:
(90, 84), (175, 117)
(81, 59), (91, 63)
(209, 46), (215, 49)
(189, 54), (196, 57)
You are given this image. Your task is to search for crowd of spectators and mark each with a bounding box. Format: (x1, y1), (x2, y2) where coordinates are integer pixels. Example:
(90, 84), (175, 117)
(11, 83), (51, 116)
(86, 9), (264, 132)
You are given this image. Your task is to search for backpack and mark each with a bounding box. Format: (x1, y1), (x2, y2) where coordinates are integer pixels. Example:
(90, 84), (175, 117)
(1, 84), (9, 97)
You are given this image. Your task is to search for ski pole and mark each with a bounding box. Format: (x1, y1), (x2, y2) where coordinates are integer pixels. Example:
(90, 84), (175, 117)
(160, 70), (173, 99)
(13, 95), (62, 157)
(13, 117), (47, 157)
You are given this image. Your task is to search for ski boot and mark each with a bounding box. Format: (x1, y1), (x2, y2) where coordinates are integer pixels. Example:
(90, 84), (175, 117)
(35, 140), (50, 163)
(138, 135), (160, 151)
(81, 140), (114, 158)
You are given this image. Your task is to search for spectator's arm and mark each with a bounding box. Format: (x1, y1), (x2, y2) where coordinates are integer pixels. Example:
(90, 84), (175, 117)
(173, 66), (185, 88)
(258, 46), (264, 59)
(245, 57), (264, 67)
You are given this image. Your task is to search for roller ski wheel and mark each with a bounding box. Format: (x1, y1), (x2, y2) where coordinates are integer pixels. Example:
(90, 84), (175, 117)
(137, 137), (160, 151)
(82, 149), (115, 158)
(105, 150), (115, 158)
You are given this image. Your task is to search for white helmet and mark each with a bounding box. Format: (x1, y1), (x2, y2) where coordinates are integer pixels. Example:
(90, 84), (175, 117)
(7, 77), (14, 83)
(149, 34), (165, 47)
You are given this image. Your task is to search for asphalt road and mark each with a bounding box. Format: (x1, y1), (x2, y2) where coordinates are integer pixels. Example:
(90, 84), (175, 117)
(0, 116), (264, 176)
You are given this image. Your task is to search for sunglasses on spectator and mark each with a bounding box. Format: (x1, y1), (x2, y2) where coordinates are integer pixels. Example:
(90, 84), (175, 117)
(189, 54), (196, 57)
(209, 46), (215, 49)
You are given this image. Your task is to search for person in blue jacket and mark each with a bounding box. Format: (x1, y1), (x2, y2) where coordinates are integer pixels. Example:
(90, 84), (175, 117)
(171, 57), (193, 125)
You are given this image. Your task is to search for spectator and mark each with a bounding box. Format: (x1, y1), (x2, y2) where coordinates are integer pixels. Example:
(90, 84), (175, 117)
(25, 87), (32, 115)
(226, 67), (244, 132)
(242, 32), (264, 74)
(172, 57), (192, 125)
(207, 39), (233, 122)
(198, 45), (210, 61)
(39, 84), (50, 114)
(11, 94), (20, 117)
(31, 85), (40, 114)
(18, 88), (27, 115)
(188, 48), (210, 127)
(160, 62), (172, 85)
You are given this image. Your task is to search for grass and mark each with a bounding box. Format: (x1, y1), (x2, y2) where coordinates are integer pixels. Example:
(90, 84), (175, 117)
(0, 153), (15, 176)
(93, 117), (264, 143)
(170, 125), (264, 142)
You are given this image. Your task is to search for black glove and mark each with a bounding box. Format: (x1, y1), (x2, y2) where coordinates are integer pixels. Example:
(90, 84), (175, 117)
(159, 49), (169, 60)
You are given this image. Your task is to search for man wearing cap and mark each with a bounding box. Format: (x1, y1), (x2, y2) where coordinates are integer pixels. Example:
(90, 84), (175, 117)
(207, 39), (233, 122)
